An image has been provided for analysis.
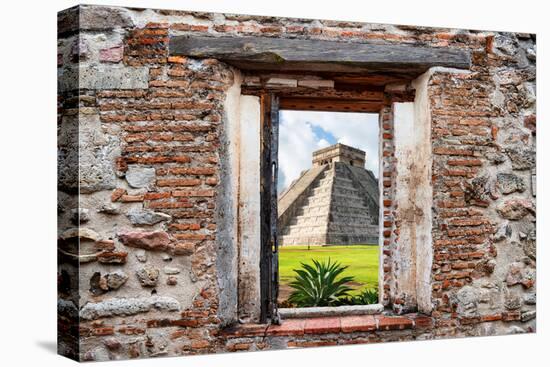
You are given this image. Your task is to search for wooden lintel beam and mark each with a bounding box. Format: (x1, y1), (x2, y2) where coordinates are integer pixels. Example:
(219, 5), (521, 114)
(279, 97), (383, 113)
(169, 36), (471, 74)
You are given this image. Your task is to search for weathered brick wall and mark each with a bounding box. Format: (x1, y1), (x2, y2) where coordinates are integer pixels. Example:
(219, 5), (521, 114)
(428, 39), (536, 328)
(57, 4), (536, 361)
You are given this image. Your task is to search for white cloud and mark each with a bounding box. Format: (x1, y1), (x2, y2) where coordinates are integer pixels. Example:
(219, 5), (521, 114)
(279, 110), (379, 191)
(317, 138), (331, 149)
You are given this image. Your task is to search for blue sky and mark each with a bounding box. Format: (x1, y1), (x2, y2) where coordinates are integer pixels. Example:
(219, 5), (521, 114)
(278, 110), (379, 192)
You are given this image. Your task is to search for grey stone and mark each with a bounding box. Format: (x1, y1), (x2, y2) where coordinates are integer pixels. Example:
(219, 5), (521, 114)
(161, 253), (172, 262)
(493, 223), (512, 242)
(125, 166), (156, 189)
(507, 326), (526, 334)
(279, 304), (383, 318)
(526, 45), (536, 61)
(89, 272), (108, 295)
(465, 174), (492, 205)
(78, 114), (119, 193)
(135, 249), (147, 262)
(106, 271), (128, 290)
(523, 228), (536, 260)
(519, 231), (527, 240)
(497, 199), (535, 220)
(163, 266), (181, 275)
(136, 265), (159, 287)
(505, 145), (536, 170)
(98, 203), (120, 215)
(90, 271), (128, 295)
(71, 208), (90, 224)
(521, 310), (536, 322)
(504, 294), (522, 310)
(494, 35), (518, 56)
(496, 173), (525, 194)
(79, 296), (181, 320)
(127, 208), (171, 226)
(59, 66), (149, 92)
(57, 298), (78, 319)
(524, 293), (536, 305)
(452, 286), (479, 317)
(79, 5), (134, 30)
(486, 151), (507, 165)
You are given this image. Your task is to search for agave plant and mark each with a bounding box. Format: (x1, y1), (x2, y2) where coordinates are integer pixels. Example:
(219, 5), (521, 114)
(337, 287), (379, 306)
(355, 288), (379, 305)
(288, 258), (354, 307)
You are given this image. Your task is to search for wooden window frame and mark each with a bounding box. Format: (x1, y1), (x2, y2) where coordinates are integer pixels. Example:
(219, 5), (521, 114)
(259, 93), (385, 323)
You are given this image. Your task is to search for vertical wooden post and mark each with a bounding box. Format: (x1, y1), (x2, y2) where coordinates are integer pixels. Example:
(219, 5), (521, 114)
(259, 93), (280, 324)
(270, 94), (280, 324)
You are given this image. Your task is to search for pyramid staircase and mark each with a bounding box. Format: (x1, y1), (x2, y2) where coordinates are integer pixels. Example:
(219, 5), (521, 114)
(279, 162), (379, 246)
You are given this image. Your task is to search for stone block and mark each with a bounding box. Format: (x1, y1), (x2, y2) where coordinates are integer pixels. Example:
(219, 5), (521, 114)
(79, 5), (134, 30)
(127, 208), (171, 226)
(79, 296), (180, 320)
(125, 165), (156, 188)
(80, 66), (149, 90)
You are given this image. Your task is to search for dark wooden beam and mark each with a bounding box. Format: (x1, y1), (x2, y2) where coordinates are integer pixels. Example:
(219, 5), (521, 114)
(170, 36), (471, 75)
(279, 97), (382, 113)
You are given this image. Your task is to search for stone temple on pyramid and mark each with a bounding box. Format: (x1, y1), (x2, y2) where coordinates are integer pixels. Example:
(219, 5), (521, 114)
(278, 143), (379, 246)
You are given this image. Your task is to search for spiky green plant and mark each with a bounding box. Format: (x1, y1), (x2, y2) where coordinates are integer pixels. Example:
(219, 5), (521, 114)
(352, 288), (379, 305)
(288, 258), (354, 307)
(337, 287), (379, 306)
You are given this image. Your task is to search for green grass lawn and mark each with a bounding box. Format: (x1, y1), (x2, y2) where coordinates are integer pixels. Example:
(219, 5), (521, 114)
(278, 245), (379, 297)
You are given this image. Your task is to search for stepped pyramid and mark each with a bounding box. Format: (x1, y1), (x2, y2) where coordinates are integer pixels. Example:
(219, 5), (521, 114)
(278, 143), (379, 246)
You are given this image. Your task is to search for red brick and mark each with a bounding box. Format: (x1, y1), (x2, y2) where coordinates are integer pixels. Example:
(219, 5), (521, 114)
(227, 343), (251, 351)
(376, 316), (413, 330)
(481, 314), (502, 322)
(91, 327), (114, 336)
(171, 242), (195, 255)
(120, 194), (144, 202)
(266, 319), (306, 336)
(148, 201), (194, 209)
(111, 188), (126, 202)
(174, 233), (207, 240)
(191, 340), (210, 349)
(409, 315), (433, 329)
(157, 178), (201, 187)
(340, 315), (376, 332)
(144, 192), (171, 200)
(169, 223), (201, 231)
(304, 317), (341, 334)
(167, 55), (187, 64)
(433, 147), (474, 156)
(220, 323), (268, 337)
(117, 326), (145, 335)
(172, 189), (215, 197)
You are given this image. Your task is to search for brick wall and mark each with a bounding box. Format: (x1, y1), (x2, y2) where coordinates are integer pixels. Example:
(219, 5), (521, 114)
(57, 5), (536, 361)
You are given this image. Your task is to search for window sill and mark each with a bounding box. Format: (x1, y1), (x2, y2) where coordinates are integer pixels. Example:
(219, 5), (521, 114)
(221, 312), (433, 338)
(279, 304), (384, 319)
